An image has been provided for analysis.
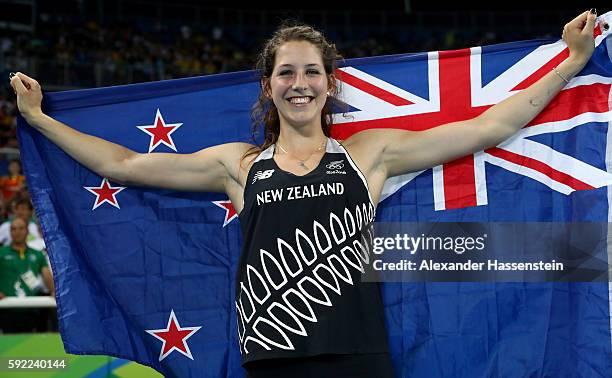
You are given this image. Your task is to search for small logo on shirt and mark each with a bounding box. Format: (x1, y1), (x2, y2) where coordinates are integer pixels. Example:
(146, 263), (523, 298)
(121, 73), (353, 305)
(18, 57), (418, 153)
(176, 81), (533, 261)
(326, 160), (346, 175)
(326, 160), (344, 170)
(252, 169), (275, 184)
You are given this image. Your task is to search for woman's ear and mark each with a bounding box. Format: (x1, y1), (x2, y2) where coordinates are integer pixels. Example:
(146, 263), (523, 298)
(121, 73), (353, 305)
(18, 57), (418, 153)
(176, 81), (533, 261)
(261, 78), (272, 99)
(327, 73), (337, 96)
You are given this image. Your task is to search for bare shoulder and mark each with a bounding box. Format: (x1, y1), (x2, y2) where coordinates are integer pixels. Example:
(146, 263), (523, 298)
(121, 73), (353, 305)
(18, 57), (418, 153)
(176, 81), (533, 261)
(220, 142), (260, 212)
(212, 141), (259, 186)
(192, 141), (256, 164)
(194, 141), (255, 155)
(344, 128), (410, 144)
(339, 129), (398, 206)
(341, 129), (391, 166)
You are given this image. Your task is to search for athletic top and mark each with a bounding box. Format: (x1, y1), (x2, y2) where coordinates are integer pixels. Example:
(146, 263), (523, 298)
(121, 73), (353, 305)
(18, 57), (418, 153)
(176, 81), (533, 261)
(235, 137), (389, 366)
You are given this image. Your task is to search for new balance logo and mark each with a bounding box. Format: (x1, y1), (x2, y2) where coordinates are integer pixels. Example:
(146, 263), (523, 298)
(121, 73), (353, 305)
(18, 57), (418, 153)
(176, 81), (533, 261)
(252, 169), (275, 184)
(326, 160), (346, 175)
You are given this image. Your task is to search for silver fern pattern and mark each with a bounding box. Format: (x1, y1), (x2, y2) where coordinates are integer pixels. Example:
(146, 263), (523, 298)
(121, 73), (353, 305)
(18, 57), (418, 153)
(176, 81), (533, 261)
(236, 202), (375, 355)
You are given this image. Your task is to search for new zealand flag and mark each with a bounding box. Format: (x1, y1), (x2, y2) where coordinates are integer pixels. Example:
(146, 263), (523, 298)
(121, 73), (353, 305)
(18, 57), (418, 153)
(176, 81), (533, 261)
(17, 12), (612, 377)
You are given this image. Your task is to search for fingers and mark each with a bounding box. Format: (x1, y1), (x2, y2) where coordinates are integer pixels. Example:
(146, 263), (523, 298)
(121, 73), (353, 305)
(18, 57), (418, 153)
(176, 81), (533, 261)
(9, 72), (28, 94)
(16, 72), (39, 90)
(582, 10), (597, 35)
(9, 72), (39, 94)
(563, 9), (597, 39)
(566, 10), (589, 28)
(16, 71), (38, 85)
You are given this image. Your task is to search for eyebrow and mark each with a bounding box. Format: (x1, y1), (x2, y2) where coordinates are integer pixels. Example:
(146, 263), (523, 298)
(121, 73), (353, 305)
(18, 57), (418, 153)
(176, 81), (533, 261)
(277, 64), (322, 68)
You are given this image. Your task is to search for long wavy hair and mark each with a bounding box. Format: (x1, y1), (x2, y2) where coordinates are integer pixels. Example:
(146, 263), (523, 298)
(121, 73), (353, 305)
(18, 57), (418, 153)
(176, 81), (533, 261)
(242, 21), (344, 166)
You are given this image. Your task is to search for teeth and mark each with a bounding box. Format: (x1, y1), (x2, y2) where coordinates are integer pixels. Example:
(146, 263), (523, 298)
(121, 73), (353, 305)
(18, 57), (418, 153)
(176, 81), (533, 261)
(289, 97), (311, 104)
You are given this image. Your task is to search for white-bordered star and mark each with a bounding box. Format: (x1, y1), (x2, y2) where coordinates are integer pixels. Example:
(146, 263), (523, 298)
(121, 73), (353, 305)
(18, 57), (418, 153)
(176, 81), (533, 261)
(145, 309), (202, 361)
(83, 178), (126, 210)
(136, 109), (183, 152)
(213, 200), (238, 227)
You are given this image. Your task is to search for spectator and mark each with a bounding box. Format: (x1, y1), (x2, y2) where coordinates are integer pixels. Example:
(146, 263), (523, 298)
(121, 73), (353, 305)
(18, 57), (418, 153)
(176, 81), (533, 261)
(0, 197), (42, 246)
(0, 217), (53, 333)
(0, 159), (25, 201)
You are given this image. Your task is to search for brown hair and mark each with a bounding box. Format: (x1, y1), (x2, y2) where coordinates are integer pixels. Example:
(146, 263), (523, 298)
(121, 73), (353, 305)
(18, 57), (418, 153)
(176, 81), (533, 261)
(242, 21), (344, 165)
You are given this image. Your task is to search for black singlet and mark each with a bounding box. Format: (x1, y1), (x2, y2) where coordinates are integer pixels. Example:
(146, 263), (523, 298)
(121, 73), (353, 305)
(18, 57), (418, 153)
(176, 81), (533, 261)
(235, 137), (390, 367)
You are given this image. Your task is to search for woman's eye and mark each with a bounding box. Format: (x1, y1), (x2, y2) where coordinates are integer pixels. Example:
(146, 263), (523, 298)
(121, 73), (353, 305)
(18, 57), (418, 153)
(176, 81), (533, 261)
(278, 70), (319, 76)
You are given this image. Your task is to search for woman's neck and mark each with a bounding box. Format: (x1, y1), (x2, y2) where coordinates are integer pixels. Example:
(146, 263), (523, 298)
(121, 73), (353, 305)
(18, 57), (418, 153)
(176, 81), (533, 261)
(277, 125), (326, 155)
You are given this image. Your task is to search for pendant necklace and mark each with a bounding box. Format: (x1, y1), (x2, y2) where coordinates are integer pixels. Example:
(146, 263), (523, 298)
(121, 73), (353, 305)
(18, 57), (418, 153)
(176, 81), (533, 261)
(277, 139), (327, 171)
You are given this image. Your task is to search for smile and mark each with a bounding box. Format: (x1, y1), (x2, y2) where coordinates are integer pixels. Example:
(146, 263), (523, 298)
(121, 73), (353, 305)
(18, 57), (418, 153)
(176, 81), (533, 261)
(287, 96), (314, 106)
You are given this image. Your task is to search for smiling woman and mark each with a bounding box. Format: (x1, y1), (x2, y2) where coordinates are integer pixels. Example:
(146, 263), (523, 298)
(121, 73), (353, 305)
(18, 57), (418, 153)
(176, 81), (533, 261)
(246, 23), (343, 179)
(232, 24), (396, 378)
(265, 41), (331, 173)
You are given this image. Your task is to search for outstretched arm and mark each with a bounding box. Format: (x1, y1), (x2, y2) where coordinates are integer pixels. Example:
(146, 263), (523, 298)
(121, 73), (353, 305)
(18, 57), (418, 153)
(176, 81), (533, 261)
(10, 73), (250, 193)
(348, 9), (598, 179)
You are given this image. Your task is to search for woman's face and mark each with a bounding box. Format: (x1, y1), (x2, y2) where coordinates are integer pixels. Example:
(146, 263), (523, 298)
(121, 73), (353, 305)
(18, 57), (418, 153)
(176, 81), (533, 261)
(268, 40), (330, 130)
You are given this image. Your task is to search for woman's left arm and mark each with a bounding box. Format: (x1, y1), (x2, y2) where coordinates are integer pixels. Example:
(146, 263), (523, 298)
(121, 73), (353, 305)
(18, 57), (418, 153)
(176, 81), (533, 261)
(352, 10), (597, 179)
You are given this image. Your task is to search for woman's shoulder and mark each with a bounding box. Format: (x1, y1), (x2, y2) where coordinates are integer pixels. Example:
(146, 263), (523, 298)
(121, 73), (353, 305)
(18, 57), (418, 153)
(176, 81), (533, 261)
(205, 141), (258, 159)
(220, 142), (263, 177)
(230, 142), (261, 159)
(339, 129), (389, 152)
(223, 141), (258, 150)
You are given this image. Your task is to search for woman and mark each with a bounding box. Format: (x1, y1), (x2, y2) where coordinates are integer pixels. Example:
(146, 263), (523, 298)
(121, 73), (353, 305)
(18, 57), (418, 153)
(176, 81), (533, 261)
(10, 9), (597, 378)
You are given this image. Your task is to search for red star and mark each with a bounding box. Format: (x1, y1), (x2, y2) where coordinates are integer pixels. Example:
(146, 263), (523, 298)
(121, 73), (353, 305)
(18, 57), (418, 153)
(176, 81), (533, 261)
(137, 109), (183, 152)
(84, 178), (126, 210)
(146, 309), (201, 361)
(213, 200), (238, 227)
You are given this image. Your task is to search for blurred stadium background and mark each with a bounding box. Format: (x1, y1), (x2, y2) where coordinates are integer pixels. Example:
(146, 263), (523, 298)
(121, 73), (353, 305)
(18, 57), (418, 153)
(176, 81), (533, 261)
(0, 1), (609, 376)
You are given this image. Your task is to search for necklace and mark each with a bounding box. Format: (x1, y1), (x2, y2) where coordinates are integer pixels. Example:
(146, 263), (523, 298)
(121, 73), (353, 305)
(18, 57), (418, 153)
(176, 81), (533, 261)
(277, 138), (327, 170)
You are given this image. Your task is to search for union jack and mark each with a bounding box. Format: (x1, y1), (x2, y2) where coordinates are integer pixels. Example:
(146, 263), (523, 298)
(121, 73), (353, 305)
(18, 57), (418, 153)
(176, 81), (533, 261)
(331, 18), (612, 211)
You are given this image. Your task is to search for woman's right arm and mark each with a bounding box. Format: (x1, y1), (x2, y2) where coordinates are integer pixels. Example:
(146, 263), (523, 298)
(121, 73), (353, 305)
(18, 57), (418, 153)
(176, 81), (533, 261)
(10, 72), (247, 193)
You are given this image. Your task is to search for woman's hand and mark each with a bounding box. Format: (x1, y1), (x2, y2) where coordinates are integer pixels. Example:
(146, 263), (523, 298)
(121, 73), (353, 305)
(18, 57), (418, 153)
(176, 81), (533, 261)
(9, 72), (44, 123)
(562, 9), (597, 67)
